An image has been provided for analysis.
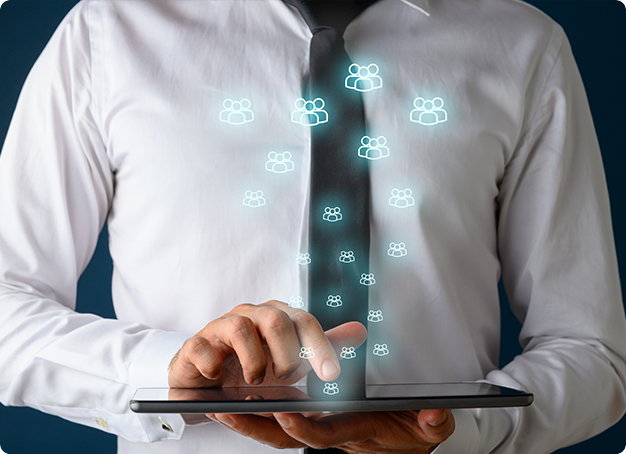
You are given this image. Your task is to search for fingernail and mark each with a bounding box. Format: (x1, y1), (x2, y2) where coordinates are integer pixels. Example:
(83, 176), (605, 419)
(322, 360), (339, 378)
(252, 377), (264, 385)
(217, 415), (235, 427)
(428, 413), (447, 427)
(274, 414), (291, 429)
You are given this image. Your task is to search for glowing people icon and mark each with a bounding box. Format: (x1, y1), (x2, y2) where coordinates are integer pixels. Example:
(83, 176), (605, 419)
(339, 250), (355, 263)
(360, 273), (376, 286)
(340, 346), (357, 359)
(289, 296), (304, 308)
(388, 242), (408, 258)
(299, 347), (315, 359)
(367, 310), (383, 323)
(243, 190), (265, 207)
(291, 98), (328, 126)
(373, 343), (390, 356)
(326, 295), (343, 308)
(345, 63), (382, 92)
(358, 135), (389, 160)
(220, 98), (254, 125)
(265, 152), (294, 173)
(410, 97), (447, 126)
(296, 253), (311, 265)
(323, 207), (343, 222)
(323, 383), (340, 395)
(389, 188), (415, 208)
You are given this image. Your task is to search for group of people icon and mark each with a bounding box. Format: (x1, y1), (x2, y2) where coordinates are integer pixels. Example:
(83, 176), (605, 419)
(339, 250), (355, 263)
(367, 310), (384, 323)
(389, 188), (415, 208)
(242, 190), (265, 207)
(289, 296), (304, 308)
(345, 63), (383, 92)
(360, 273), (376, 286)
(299, 347), (315, 359)
(265, 151), (294, 173)
(410, 97), (448, 126)
(219, 98), (254, 125)
(322, 207), (343, 222)
(296, 252), (311, 265)
(326, 295), (343, 308)
(358, 135), (390, 160)
(323, 383), (340, 395)
(388, 242), (408, 257)
(373, 343), (390, 356)
(340, 346), (357, 359)
(291, 98), (328, 126)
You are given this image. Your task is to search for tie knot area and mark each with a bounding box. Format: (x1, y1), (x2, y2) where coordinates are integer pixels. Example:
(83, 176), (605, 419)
(286, 0), (365, 35)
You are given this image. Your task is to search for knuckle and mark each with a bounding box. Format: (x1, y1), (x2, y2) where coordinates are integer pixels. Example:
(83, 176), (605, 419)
(233, 302), (255, 313)
(227, 315), (257, 340)
(260, 307), (292, 333)
(185, 336), (209, 357)
(291, 311), (320, 332)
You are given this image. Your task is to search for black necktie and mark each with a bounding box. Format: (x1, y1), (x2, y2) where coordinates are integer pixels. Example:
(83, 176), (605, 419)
(285, 0), (376, 400)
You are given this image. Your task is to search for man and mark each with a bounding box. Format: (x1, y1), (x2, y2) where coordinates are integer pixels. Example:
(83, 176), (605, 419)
(0, 1), (625, 453)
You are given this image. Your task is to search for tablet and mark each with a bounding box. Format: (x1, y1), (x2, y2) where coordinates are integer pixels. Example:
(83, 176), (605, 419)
(130, 382), (533, 414)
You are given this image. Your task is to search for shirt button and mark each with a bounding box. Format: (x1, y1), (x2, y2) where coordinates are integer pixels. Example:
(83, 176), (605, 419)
(159, 417), (174, 433)
(95, 418), (108, 429)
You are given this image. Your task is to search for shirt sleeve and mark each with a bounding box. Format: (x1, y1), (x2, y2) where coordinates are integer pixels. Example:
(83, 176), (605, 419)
(0, 2), (191, 442)
(434, 24), (626, 454)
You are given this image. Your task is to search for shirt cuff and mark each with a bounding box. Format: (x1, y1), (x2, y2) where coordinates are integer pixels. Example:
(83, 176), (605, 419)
(431, 409), (479, 454)
(128, 330), (192, 442)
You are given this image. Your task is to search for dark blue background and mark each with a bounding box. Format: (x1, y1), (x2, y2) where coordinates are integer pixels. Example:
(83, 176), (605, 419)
(0, 1), (624, 453)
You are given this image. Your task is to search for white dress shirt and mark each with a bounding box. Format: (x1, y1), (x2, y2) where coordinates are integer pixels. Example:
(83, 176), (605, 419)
(0, 0), (625, 453)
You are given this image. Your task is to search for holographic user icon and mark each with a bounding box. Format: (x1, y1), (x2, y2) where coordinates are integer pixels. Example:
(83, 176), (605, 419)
(243, 190), (266, 207)
(367, 310), (383, 323)
(296, 253), (311, 265)
(340, 346), (356, 359)
(299, 347), (315, 359)
(289, 296), (304, 308)
(358, 135), (389, 160)
(326, 295), (343, 308)
(389, 188), (415, 208)
(323, 207), (343, 222)
(360, 273), (376, 286)
(410, 97), (447, 126)
(388, 242), (408, 258)
(373, 343), (390, 356)
(323, 383), (340, 395)
(265, 152), (294, 173)
(345, 63), (383, 92)
(339, 250), (355, 263)
(220, 98), (254, 125)
(291, 98), (328, 126)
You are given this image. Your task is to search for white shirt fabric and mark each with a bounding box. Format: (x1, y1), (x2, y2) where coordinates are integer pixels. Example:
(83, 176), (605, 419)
(0, 0), (625, 453)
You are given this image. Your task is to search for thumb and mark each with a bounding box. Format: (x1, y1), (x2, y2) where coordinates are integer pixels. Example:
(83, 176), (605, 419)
(417, 409), (456, 445)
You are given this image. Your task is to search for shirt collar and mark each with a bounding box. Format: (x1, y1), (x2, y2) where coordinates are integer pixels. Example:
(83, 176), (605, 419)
(399, 0), (430, 16)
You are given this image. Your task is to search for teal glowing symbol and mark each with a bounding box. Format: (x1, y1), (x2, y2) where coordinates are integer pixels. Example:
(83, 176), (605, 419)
(373, 343), (390, 356)
(289, 296), (304, 308)
(326, 295), (342, 308)
(266, 152), (294, 173)
(296, 253), (311, 265)
(299, 347), (315, 359)
(220, 98), (254, 125)
(291, 98), (328, 126)
(388, 242), (407, 258)
(323, 207), (342, 222)
(410, 97), (447, 125)
(339, 250), (355, 263)
(360, 273), (376, 286)
(243, 190), (265, 207)
(323, 383), (340, 395)
(358, 135), (389, 160)
(340, 346), (356, 359)
(389, 188), (415, 208)
(367, 310), (383, 323)
(345, 63), (382, 92)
